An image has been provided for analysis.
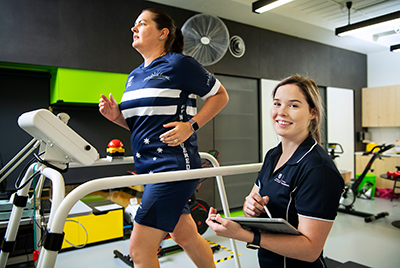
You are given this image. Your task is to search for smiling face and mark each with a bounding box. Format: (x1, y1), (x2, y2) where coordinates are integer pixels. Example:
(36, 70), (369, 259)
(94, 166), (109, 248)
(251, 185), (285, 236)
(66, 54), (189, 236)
(270, 84), (317, 144)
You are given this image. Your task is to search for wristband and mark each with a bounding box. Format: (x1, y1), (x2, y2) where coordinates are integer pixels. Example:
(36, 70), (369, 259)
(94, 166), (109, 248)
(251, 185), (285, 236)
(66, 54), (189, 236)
(246, 229), (261, 250)
(189, 119), (199, 132)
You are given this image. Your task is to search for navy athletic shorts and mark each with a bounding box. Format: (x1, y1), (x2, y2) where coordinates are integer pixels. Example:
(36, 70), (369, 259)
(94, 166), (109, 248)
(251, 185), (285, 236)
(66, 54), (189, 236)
(134, 178), (200, 232)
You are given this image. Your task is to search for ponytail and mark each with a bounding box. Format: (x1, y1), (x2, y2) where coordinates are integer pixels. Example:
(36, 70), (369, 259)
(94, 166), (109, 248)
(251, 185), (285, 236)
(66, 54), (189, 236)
(143, 8), (184, 53)
(171, 28), (184, 53)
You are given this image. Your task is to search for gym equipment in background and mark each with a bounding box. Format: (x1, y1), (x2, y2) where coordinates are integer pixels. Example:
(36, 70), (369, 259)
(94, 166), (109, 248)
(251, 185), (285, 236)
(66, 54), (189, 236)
(337, 143), (394, 222)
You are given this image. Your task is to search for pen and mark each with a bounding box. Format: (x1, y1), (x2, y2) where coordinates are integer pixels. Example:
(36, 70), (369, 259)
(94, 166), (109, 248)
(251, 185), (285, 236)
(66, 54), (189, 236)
(256, 192), (272, 218)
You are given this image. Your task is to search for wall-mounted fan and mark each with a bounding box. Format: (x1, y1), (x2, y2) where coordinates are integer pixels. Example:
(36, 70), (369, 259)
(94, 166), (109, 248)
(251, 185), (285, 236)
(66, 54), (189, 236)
(229, 35), (245, 58)
(182, 14), (229, 66)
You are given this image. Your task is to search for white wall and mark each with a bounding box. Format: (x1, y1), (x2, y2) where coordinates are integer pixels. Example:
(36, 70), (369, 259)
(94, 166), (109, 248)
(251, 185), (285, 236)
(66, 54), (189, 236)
(261, 79), (281, 157)
(368, 51), (400, 87)
(327, 87), (355, 177)
(367, 51), (400, 145)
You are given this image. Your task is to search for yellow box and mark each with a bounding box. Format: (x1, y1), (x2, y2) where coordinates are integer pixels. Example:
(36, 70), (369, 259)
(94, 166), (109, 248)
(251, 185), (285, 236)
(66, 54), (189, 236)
(62, 203), (123, 250)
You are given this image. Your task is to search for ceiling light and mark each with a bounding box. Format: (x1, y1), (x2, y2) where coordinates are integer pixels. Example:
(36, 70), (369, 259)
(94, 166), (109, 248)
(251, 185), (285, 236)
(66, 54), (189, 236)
(335, 10), (400, 37)
(390, 44), (400, 52)
(252, 0), (293, 14)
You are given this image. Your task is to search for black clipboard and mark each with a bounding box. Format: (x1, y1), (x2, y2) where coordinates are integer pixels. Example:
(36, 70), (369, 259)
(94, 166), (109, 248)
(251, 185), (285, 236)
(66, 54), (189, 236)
(224, 217), (302, 235)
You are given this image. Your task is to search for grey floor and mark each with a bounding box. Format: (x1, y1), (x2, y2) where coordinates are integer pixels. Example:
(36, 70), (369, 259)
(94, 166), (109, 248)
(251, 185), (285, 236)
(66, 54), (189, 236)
(54, 197), (400, 268)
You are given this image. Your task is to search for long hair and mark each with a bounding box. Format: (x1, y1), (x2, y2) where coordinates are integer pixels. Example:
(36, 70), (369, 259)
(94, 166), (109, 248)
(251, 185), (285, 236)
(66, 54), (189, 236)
(143, 8), (184, 53)
(272, 75), (324, 144)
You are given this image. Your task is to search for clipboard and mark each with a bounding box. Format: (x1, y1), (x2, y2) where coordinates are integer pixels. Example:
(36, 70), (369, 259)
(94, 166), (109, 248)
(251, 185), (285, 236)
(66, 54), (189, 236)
(224, 217), (302, 235)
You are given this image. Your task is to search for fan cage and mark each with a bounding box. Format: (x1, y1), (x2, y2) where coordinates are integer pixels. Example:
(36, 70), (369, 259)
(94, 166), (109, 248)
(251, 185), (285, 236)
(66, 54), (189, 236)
(182, 14), (230, 66)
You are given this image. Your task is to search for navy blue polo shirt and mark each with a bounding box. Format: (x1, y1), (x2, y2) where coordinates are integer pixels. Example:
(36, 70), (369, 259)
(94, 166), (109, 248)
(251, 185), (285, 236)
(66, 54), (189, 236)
(120, 52), (220, 174)
(256, 135), (344, 268)
(119, 52), (221, 232)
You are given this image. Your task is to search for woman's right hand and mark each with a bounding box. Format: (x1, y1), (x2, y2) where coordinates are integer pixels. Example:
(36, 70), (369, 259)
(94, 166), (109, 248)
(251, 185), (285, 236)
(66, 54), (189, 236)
(243, 191), (270, 217)
(99, 93), (121, 122)
(206, 207), (251, 242)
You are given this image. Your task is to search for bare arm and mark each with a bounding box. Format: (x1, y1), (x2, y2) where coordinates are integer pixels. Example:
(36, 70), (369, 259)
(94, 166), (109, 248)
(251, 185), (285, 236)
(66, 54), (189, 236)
(208, 184), (334, 263)
(98, 93), (129, 130)
(159, 84), (229, 146)
(191, 84), (229, 129)
(258, 216), (333, 262)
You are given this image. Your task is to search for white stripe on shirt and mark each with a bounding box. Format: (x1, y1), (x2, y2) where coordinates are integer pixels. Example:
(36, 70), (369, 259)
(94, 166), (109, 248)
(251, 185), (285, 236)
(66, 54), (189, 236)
(186, 106), (197, 116)
(122, 106), (177, 118)
(298, 214), (335, 222)
(121, 88), (182, 102)
(296, 140), (318, 163)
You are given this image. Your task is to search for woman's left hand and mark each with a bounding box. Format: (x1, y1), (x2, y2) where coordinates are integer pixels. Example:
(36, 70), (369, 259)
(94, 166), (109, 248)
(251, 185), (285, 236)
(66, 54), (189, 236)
(159, 121), (194, 146)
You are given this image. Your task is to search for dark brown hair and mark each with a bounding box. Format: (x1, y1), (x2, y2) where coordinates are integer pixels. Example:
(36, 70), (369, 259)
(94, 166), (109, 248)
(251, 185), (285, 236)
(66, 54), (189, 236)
(143, 8), (184, 53)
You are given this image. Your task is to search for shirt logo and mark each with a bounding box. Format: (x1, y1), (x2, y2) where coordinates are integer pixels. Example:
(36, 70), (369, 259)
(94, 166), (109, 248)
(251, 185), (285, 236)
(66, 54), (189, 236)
(127, 76), (134, 87)
(143, 71), (170, 82)
(206, 71), (212, 86)
(274, 173), (289, 187)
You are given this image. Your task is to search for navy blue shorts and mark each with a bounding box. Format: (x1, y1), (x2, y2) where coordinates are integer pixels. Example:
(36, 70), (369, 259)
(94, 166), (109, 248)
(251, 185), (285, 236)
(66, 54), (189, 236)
(134, 178), (200, 232)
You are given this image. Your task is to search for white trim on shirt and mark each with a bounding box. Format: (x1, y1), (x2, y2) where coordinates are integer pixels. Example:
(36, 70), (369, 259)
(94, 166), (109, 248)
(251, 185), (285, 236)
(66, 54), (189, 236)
(201, 79), (221, 101)
(122, 105), (177, 118)
(121, 88), (181, 102)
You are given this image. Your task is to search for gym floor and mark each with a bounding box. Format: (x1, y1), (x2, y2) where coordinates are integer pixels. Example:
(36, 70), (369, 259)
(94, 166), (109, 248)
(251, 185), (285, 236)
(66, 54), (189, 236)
(53, 196), (400, 268)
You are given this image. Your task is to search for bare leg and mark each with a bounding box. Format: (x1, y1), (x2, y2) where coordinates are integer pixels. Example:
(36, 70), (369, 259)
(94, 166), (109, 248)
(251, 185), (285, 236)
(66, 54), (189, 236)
(129, 222), (167, 268)
(170, 213), (216, 268)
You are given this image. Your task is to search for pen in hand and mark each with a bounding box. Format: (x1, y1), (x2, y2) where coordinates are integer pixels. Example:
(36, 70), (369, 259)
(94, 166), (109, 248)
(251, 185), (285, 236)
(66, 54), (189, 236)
(256, 192), (272, 218)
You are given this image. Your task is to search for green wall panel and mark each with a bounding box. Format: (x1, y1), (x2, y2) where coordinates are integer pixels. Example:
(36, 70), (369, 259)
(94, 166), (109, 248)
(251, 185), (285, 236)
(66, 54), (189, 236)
(51, 68), (128, 105)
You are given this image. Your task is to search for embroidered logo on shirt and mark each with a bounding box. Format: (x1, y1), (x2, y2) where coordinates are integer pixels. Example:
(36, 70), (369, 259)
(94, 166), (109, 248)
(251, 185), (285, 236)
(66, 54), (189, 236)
(274, 173), (289, 187)
(127, 76), (134, 87)
(206, 71), (212, 86)
(143, 71), (170, 82)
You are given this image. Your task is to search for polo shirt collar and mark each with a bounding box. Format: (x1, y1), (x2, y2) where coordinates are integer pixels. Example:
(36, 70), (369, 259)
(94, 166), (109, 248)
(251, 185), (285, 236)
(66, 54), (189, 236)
(273, 135), (318, 166)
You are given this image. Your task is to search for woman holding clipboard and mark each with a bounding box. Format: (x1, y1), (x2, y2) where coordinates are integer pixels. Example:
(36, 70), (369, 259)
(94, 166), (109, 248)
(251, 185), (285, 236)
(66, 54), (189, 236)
(206, 75), (344, 268)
